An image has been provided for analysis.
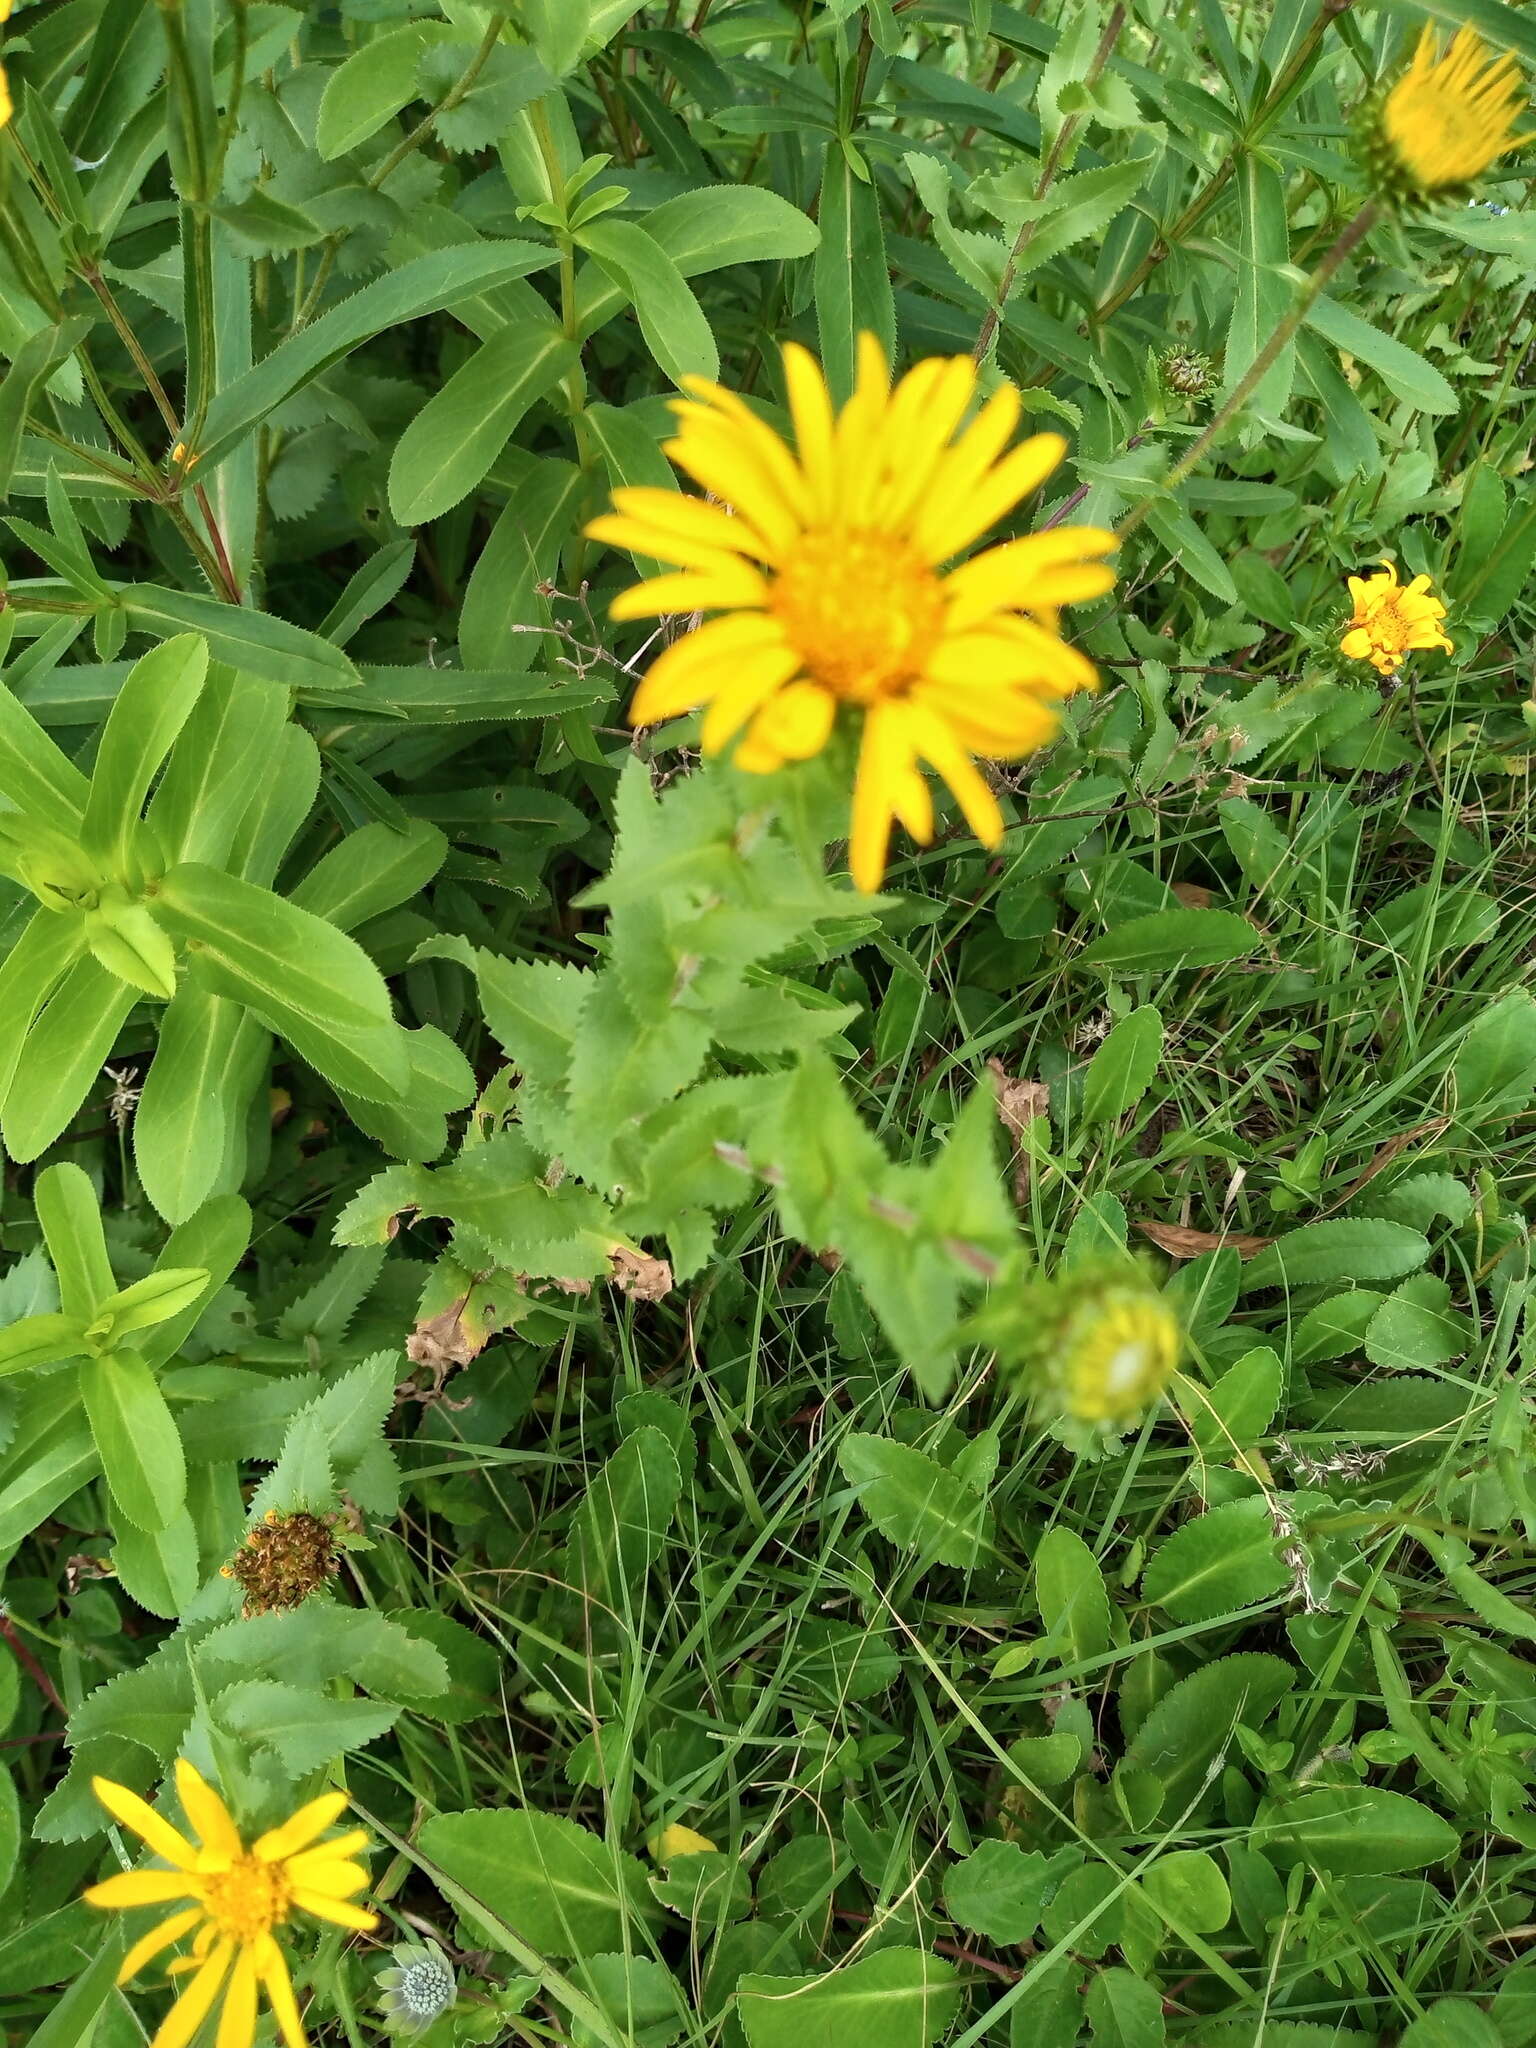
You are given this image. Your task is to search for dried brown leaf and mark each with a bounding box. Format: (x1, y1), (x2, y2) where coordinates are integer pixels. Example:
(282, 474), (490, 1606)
(1134, 1220), (1272, 1260)
(609, 1245), (673, 1302)
(988, 1059), (1050, 1205)
(406, 1295), (484, 1373)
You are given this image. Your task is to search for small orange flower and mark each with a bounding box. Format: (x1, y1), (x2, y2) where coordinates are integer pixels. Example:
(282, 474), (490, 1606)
(1339, 559), (1453, 676)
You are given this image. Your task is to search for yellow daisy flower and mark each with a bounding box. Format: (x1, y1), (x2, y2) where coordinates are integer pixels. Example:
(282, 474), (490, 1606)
(1376, 25), (1531, 198)
(84, 1762), (377, 2048)
(586, 337), (1116, 892)
(1339, 559), (1453, 676)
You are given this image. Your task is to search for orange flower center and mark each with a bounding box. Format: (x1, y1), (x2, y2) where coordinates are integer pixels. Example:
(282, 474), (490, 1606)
(768, 527), (944, 702)
(1353, 588), (1413, 658)
(201, 1856), (291, 1944)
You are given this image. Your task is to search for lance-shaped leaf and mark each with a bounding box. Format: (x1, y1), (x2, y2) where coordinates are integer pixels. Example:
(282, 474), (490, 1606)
(79, 633), (209, 879)
(138, 1195), (253, 1371)
(80, 1348), (186, 1532)
(88, 1269), (210, 1352)
(388, 319), (578, 526)
(0, 677), (91, 827)
(0, 910), (87, 1105)
(0, 1312), (91, 1376)
(152, 863), (411, 1102)
(34, 1162), (117, 1320)
(134, 972), (267, 1225)
(84, 890), (178, 1000)
(0, 958), (137, 1163)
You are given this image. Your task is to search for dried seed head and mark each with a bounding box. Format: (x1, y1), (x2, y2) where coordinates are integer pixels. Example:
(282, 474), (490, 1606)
(221, 1510), (342, 1617)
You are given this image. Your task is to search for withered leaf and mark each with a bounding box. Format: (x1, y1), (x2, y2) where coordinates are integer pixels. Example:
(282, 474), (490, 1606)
(1134, 1220), (1271, 1259)
(987, 1058), (1050, 1206)
(609, 1245), (673, 1302)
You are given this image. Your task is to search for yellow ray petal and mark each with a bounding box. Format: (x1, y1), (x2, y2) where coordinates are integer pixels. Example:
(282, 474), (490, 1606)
(276, 1859), (370, 1900)
(608, 558), (768, 621)
(662, 419), (804, 555)
(149, 1940), (233, 2048)
(284, 1831), (370, 1875)
(919, 432), (1069, 562)
(629, 612), (794, 727)
(290, 1888), (379, 1931)
(941, 526), (1117, 627)
(1339, 626), (1373, 659)
(118, 1908), (205, 1985)
(674, 380), (812, 525)
(256, 1937), (308, 2048)
(907, 703), (1006, 849)
(585, 516), (735, 575)
(605, 485), (775, 561)
(216, 1948), (259, 2048)
(253, 1793), (349, 1865)
(875, 357), (981, 532)
(93, 1779), (200, 1872)
(86, 1869), (200, 1910)
(174, 1761), (243, 1862)
(925, 622), (1096, 695)
(924, 380), (1021, 484)
(911, 678), (1062, 758)
(743, 680), (836, 763)
(697, 642), (803, 753)
(828, 334), (894, 522)
(887, 761), (935, 842)
(782, 341), (837, 520)
(849, 704), (916, 892)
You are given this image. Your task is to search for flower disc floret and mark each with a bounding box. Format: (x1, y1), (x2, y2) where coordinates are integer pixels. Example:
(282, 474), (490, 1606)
(586, 336), (1117, 891)
(83, 1761), (377, 2048)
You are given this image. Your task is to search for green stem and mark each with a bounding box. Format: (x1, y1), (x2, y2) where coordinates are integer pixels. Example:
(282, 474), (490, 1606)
(1117, 200), (1379, 538)
(293, 11), (510, 329)
(526, 97), (590, 423)
(79, 263), (184, 442)
(180, 202), (218, 452)
(1037, 0), (1358, 384)
(24, 419), (149, 495)
(973, 5), (1126, 365)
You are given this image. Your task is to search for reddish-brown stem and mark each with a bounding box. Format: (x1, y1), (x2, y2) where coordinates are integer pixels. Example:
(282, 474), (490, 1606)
(0, 1611), (63, 1714)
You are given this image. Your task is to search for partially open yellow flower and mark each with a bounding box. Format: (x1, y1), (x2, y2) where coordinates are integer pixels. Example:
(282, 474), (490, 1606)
(587, 337), (1116, 891)
(84, 1762), (377, 2048)
(1057, 1287), (1181, 1428)
(1339, 559), (1453, 676)
(1376, 26), (1531, 198)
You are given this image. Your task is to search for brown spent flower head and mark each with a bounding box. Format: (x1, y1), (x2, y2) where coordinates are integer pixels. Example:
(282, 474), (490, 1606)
(221, 1511), (342, 1617)
(1363, 26), (1532, 204)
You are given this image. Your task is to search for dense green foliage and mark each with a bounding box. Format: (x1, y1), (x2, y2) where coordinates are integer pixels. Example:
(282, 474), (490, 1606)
(0, 1), (1535, 2045)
